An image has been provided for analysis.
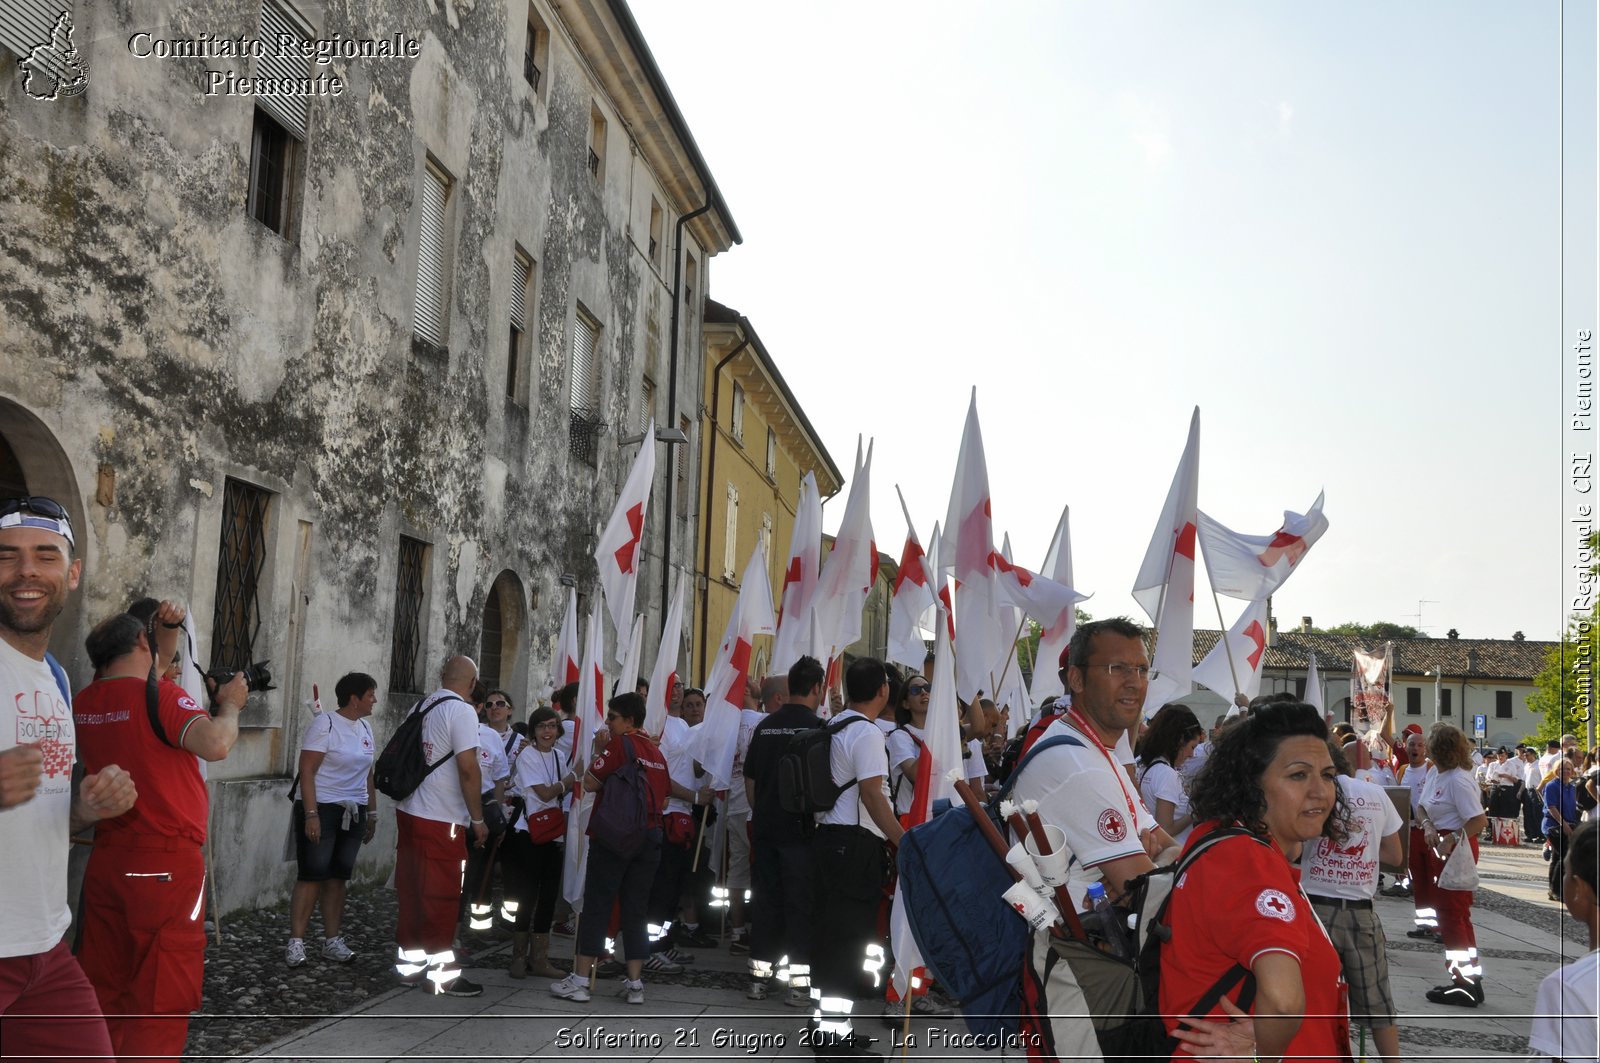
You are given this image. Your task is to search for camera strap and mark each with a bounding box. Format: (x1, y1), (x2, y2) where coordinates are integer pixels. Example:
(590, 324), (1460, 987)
(143, 615), (179, 749)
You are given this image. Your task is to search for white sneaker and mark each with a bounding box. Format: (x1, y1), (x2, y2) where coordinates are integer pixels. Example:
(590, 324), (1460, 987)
(321, 937), (355, 963)
(285, 939), (306, 967)
(620, 978), (645, 1005)
(747, 979), (770, 1000)
(785, 986), (811, 1008)
(550, 973), (592, 1002)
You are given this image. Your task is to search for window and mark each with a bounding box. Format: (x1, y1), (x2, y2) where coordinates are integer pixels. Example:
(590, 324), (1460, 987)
(413, 160), (452, 350)
(588, 105), (607, 182)
(648, 198), (663, 264)
(685, 254), (698, 316)
(723, 483), (739, 580)
(390, 536), (428, 693)
(1441, 688), (1453, 717)
(731, 382), (745, 443)
(246, 0), (310, 237)
(765, 428), (777, 478)
(1495, 690), (1514, 719)
(568, 305), (601, 463)
(523, 9), (549, 93)
(1294, 677), (1306, 700)
(1406, 687), (1421, 716)
(507, 249), (532, 402)
(760, 512), (773, 564)
(211, 479), (273, 674)
(639, 377), (654, 431)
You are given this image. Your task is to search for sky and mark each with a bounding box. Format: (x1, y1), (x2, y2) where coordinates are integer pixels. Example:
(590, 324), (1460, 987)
(631, 0), (1595, 642)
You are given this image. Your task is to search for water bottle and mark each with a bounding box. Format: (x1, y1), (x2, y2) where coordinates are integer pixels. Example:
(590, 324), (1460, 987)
(1085, 881), (1132, 960)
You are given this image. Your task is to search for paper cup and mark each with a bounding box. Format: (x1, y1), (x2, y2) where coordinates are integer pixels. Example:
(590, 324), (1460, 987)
(1024, 824), (1070, 886)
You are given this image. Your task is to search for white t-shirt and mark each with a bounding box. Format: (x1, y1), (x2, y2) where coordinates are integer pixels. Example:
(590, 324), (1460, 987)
(0, 640), (74, 958)
(476, 723), (510, 788)
(512, 743), (565, 824)
(395, 690), (479, 825)
(660, 715), (696, 816)
(887, 723), (924, 816)
(1360, 761), (1397, 788)
(817, 709), (892, 837)
(556, 717), (576, 765)
(1301, 775), (1404, 901)
(1525, 759), (1546, 790)
(1421, 767), (1482, 832)
(964, 738), (987, 782)
(299, 710), (375, 804)
(1541, 751), (1565, 778)
(1488, 759), (1520, 786)
(1400, 761), (1434, 814)
(1137, 759), (1192, 847)
(726, 708), (764, 817)
(1528, 949), (1600, 1061)
(1181, 740), (1210, 782)
(1010, 714), (1157, 911)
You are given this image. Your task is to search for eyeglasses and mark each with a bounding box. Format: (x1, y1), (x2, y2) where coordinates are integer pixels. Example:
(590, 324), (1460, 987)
(907, 684), (931, 695)
(1096, 663), (1154, 681)
(486, 699), (510, 708)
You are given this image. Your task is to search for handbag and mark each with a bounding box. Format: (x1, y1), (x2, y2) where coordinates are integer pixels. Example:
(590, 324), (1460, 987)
(526, 805), (566, 844)
(1436, 834), (1479, 891)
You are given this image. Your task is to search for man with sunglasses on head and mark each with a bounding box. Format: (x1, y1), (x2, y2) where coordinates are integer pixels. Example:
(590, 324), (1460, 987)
(0, 496), (137, 1060)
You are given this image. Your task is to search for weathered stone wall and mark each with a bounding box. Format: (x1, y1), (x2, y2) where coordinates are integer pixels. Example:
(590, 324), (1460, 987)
(0, 0), (712, 913)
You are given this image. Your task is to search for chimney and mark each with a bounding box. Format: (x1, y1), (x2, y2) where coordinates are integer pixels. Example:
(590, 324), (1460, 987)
(1268, 616), (1279, 647)
(1466, 648), (1479, 673)
(1300, 616), (1313, 634)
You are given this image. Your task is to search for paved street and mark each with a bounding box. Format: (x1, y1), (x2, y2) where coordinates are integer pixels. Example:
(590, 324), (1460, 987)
(250, 841), (1584, 1061)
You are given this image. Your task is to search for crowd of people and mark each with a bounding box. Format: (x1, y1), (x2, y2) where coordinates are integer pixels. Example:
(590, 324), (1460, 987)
(2, 492), (1597, 1062)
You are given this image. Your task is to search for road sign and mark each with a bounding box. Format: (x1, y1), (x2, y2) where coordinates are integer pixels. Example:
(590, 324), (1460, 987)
(1473, 713), (1486, 738)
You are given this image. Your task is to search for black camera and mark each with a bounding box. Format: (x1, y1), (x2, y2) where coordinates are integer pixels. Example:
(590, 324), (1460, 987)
(205, 660), (276, 694)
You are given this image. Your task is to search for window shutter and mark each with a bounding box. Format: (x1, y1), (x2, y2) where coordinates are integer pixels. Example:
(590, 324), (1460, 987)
(510, 253), (528, 326)
(0, 1), (65, 68)
(413, 165), (448, 346)
(723, 484), (738, 580)
(570, 310), (599, 412)
(256, 0), (312, 139)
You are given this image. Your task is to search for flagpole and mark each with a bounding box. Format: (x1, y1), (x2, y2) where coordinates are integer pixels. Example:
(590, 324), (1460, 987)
(1202, 550), (1242, 700)
(990, 613), (1030, 696)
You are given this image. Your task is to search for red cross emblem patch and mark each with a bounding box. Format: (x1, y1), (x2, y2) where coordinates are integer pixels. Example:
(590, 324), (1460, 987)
(1096, 808), (1127, 842)
(1255, 888), (1295, 922)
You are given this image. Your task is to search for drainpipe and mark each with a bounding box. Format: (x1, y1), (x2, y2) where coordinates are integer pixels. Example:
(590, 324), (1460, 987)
(663, 196), (714, 626)
(697, 338), (749, 679)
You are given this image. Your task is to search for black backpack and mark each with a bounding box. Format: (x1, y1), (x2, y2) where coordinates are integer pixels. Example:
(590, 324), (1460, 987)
(776, 715), (872, 817)
(374, 694), (461, 801)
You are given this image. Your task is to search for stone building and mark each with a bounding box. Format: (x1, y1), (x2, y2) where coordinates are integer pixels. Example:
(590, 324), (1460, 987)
(0, 0), (738, 913)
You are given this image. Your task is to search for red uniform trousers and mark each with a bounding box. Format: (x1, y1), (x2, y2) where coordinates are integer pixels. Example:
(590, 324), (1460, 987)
(1408, 825), (1437, 923)
(395, 810), (469, 959)
(77, 831), (207, 1063)
(1425, 832), (1480, 975)
(0, 937), (115, 1063)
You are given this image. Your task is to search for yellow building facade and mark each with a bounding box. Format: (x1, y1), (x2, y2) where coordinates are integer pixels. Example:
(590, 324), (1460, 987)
(692, 300), (843, 682)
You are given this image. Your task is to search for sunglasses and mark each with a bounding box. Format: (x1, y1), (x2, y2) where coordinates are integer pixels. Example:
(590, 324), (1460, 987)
(907, 684), (931, 695)
(0, 496), (70, 520)
(486, 699), (511, 708)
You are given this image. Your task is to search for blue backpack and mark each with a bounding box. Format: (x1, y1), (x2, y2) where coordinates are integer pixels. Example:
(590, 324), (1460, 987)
(895, 733), (1084, 1040)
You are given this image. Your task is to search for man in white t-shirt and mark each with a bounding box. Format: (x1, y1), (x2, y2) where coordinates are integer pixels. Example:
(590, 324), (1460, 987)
(1009, 619), (1172, 1063)
(645, 685), (713, 969)
(1529, 819), (1600, 1061)
(809, 658), (904, 1057)
(0, 499), (136, 1058)
(393, 655), (485, 996)
(1302, 766), (1405, 1062)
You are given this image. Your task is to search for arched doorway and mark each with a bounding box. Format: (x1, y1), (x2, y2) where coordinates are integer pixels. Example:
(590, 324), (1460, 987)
(0, 398), (87, 671)
(480, 570), (527, 699)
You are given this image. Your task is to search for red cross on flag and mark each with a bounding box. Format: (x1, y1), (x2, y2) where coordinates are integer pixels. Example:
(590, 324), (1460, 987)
(886, 484), (938, 674)
(989, 544), (1084, 636)
(941, 390), (1007, 704)
(770, 471), (824, 675)
(1133, 407), (1200, 715)
(1192, 598), (1271, 703)
(684, 540), (776, 789)
(594, 417), (656, 667)
(1196, 491), (1328, 602)
(550, 587), (580, 688)
(1030, 506), (1078, 708)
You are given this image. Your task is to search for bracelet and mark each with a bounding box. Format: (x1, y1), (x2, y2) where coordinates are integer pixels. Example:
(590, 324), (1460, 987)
(471, 818), (484, 825)
(304, 806), (318, 813)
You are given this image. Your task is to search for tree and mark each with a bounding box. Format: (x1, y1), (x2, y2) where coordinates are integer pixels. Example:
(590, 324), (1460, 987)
(1015, 608), (1093, 684)
(1317, 620), (1425, 641)
(1528, 533), (1599, 745)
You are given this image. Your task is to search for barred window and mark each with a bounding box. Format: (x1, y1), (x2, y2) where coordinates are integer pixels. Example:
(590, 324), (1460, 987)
(391, 536), (428, 694)
(211, 479), (272, 673)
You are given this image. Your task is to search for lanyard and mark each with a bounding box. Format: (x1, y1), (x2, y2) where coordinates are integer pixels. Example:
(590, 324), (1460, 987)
(1066, 709), (1142, 835)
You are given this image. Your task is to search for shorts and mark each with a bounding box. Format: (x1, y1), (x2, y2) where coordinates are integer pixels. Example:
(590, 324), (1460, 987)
(294, 801), (368, 882)
(724, 811), (751, 890)
(1310, 899), (1395, 1028)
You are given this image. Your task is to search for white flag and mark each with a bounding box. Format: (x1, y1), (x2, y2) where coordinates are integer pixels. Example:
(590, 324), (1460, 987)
(550, 587), (580, 689)
(1134, 408), (1200, 715)
(942, 391), (1006, 703)
(594, 418), (655, 666)
(812, 440), (876, 662)
(1192, 599), (1271, 703)
(1196, 491), (1328, 602)
(685, 541), (776, 789)
(644, 576), (685, 740)
(561, 596), (608, 909)
(1030, 506), (1077, 706)
(770, 472), (824, 675)
(1304, 651), (1324, 713)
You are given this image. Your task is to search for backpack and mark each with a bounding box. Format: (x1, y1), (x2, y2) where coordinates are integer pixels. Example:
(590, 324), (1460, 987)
(896, 732), (1084, 1042)
(588, 735), (652, 859)
(374, 694), (461, 801)
(776, 715), (872, 818)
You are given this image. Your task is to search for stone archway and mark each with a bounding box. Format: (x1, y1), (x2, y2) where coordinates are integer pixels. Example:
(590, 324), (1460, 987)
(480, 569), (527, 701)
(0, 398), (87, 670)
